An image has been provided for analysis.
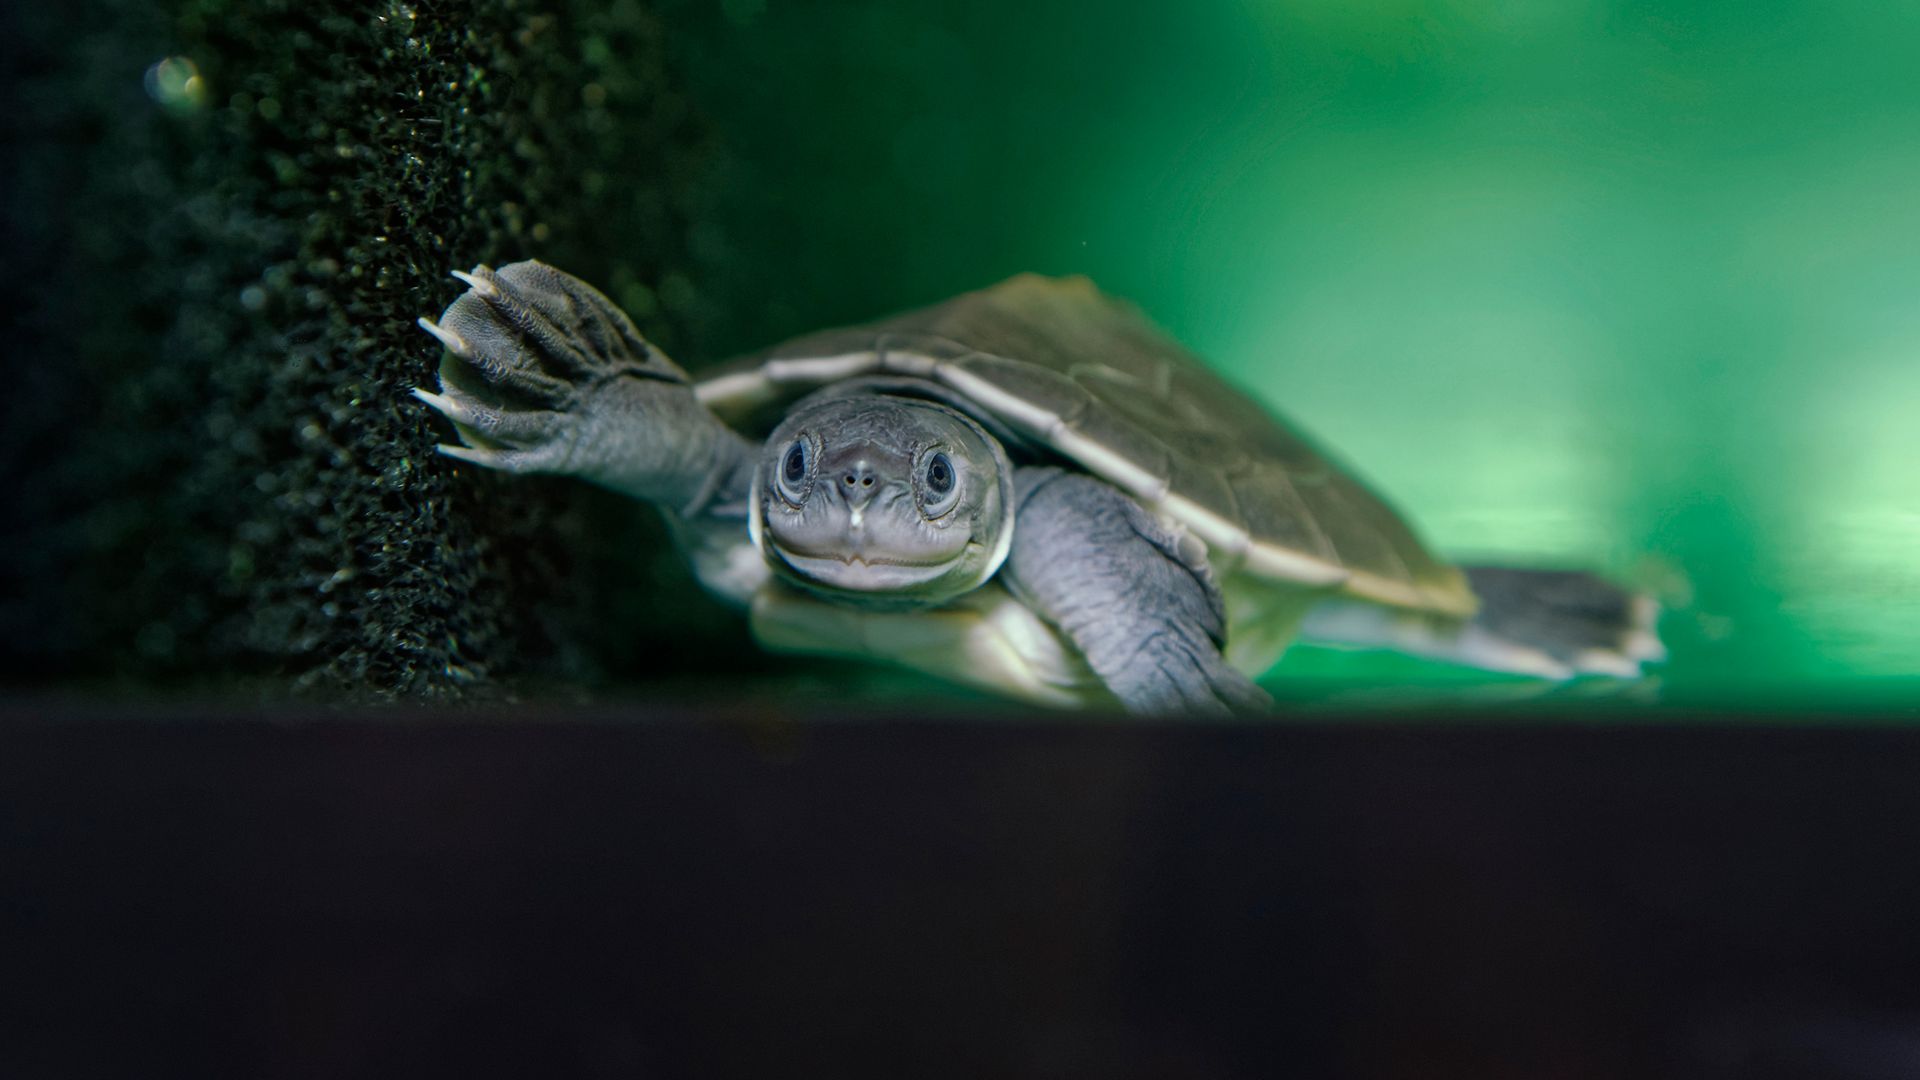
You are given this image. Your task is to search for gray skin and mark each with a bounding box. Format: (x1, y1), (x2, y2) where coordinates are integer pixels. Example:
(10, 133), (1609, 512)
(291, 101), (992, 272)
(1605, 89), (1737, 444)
(1005, 467), (1270, 714)
(756, 394), (1014, 607)
(415, 260), (1266, 714)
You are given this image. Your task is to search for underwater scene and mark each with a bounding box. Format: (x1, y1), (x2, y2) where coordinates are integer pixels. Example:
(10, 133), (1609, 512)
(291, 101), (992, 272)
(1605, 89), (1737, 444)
(16, 6), (1920, 1078)
(6, 0), (1918, 713)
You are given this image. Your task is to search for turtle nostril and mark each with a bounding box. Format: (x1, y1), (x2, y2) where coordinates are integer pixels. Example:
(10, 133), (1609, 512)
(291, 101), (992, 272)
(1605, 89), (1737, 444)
(843, 473), (857, 486)
(861, 476), (874, 487)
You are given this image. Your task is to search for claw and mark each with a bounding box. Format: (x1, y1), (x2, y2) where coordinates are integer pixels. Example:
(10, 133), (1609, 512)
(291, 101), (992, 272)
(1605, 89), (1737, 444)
(411, 386), (462, 420)
(1573, 648), (1643, 679)
(416, 316), (469, 356)
(451, 268), (499, 298)
(1625, 596), (1668, 662)
(436, 442), (497, 466)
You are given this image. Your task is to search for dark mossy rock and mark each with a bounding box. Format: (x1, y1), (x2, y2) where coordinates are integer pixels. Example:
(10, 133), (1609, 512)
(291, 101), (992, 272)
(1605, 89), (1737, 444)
(0, 0), (765, 699)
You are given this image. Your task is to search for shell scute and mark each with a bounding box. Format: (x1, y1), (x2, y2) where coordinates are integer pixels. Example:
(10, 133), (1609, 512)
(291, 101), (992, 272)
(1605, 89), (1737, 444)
(697, 274), (1478, 616)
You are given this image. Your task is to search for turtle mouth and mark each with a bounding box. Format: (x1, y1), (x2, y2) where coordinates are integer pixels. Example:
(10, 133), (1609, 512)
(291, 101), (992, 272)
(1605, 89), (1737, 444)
(769, 544), (976, 594)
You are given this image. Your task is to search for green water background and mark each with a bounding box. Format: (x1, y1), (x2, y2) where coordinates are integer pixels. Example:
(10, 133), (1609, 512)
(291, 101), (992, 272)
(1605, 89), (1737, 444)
(656, 0), (1920, 702)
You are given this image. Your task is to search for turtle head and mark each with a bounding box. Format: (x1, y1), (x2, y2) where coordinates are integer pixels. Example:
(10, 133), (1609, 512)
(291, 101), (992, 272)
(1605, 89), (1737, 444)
(751, 393), (1015, 606)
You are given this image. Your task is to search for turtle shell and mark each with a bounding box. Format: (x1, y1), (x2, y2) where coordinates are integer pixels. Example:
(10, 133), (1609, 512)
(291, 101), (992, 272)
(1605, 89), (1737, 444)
(696, 273), (1475, 619)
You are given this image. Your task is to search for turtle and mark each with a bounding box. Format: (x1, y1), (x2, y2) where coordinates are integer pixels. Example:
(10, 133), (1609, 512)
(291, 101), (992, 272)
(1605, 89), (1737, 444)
(414, 261), (1663, 713)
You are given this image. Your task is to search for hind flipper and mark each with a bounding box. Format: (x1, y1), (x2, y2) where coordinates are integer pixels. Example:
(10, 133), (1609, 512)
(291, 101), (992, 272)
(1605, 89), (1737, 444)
(1299, 566), (1664, 679)
(1458, 567), (1665, 677)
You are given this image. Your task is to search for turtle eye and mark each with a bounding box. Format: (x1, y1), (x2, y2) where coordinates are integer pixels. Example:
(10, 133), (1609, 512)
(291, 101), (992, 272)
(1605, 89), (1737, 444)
(776, 438), (811, 503)
(918, 451), (960, 518)
(926, 454), (953, 494)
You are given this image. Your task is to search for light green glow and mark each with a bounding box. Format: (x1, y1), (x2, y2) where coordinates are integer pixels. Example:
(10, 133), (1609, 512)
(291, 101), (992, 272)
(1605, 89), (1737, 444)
(681, 0), (1920, 693)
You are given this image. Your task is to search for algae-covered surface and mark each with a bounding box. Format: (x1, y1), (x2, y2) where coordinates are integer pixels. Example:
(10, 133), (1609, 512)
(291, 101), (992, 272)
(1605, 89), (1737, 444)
(5, 1), (1917, 709)
(4, 0), (750, 700)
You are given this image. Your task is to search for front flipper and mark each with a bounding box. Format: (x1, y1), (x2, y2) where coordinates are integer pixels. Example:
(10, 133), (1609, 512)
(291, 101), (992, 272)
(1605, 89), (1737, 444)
(1003, 468), (1272, 716)
(415, 260), (751, 514)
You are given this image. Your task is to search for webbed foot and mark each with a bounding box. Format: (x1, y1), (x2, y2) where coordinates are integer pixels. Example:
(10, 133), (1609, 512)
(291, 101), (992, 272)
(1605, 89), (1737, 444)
(1005, 467), (1274, 718)
(415, 260), (742, 508)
